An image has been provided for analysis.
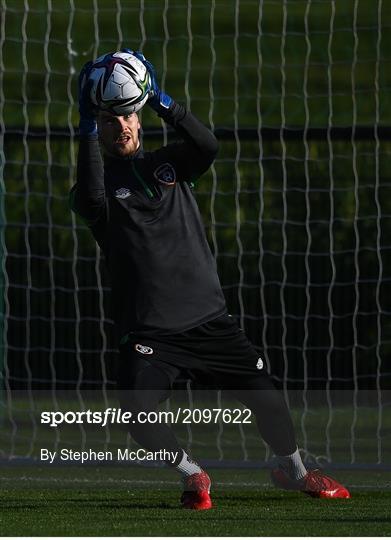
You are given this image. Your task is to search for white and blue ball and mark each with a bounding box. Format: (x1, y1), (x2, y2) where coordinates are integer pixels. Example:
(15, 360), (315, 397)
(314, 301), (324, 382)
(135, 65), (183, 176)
(88, 51), (150, 115)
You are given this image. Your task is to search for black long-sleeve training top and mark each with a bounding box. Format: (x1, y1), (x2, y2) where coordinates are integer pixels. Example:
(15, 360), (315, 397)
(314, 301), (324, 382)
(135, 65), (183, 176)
(70, 102), (227, 342)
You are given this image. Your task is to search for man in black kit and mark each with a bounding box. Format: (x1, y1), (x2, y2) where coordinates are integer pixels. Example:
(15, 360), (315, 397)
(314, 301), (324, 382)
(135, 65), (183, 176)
(70, 50), (350, 509)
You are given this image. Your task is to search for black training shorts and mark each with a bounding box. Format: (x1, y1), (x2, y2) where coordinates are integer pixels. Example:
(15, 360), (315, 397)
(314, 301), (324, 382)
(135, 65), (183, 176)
(118, 313), (268, 390)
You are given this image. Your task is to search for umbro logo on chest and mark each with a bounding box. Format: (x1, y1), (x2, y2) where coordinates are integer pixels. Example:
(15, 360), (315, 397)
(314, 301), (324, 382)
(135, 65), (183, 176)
(115, 187), (133, 199)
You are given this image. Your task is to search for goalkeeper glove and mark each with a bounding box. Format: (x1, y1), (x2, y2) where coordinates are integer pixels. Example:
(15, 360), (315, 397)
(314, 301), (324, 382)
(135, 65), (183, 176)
(121, 48), (173, 113)
(78, 60), (97, 136)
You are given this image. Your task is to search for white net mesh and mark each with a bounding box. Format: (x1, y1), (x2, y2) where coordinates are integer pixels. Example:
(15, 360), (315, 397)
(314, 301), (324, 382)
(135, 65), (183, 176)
(0, 0), (390, 468)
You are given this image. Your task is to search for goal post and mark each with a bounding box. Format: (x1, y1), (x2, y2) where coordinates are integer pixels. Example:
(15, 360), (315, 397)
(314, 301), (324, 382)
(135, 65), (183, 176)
(0, 0), (390, 469)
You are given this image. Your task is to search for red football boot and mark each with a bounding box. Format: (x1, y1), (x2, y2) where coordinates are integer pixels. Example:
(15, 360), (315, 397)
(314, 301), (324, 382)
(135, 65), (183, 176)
(180, 471), (213, 510)
(271, 468), (350, 499)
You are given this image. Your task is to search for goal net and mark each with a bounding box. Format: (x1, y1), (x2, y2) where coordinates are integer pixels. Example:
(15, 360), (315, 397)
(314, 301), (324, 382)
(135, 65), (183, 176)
(1, 0), (390, 470)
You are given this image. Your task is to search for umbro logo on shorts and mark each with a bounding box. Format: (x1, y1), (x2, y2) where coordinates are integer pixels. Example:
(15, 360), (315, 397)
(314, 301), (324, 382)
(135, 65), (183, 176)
(135, 343), (154, 355)
(256, 358), (264, 370)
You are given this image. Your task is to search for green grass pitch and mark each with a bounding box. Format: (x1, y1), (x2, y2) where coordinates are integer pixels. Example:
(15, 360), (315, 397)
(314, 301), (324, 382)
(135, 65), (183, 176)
(0, 466), (390, 536)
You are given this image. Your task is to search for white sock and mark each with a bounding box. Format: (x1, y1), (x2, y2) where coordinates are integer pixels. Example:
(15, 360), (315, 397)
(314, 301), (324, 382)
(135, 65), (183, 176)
(276, 448), (307, 481)
(175, 450), (202, 477)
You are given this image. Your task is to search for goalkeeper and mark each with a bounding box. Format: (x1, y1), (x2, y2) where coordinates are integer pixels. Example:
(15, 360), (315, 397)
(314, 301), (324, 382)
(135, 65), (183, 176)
(70, 50), (350, 510)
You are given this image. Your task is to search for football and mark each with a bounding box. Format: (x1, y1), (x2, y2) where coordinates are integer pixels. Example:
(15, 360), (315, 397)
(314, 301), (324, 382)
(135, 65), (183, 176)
(88, 51), (151, 115)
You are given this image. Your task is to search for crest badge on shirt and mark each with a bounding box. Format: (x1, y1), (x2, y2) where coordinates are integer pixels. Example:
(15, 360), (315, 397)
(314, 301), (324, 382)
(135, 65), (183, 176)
(115, 187), (132, 199)
(153, 163), (176, 186)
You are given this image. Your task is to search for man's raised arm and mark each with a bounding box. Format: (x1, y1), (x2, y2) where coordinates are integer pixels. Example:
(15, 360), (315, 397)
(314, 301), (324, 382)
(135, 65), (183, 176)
(69, 61), (106, 226)
(128, 49), (218, 179)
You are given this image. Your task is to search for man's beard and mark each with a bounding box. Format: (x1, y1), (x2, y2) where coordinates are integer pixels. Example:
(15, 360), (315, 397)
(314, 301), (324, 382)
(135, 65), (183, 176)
(105, 139), (139, 158)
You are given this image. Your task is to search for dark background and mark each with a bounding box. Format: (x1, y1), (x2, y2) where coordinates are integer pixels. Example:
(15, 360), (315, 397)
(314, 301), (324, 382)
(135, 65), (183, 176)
(1, 0), (391, 395)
